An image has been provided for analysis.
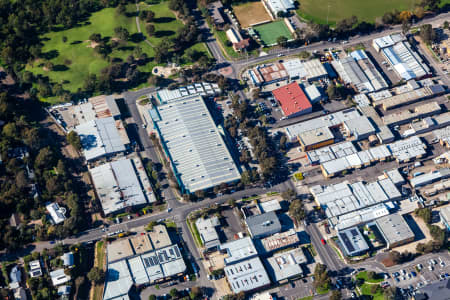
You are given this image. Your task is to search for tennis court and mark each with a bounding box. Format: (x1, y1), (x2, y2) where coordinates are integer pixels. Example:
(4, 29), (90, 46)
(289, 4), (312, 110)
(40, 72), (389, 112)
(253, 21), (293, 46)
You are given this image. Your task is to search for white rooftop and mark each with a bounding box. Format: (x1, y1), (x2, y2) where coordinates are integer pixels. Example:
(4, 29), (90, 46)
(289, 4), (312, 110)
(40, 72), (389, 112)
(266, 248), (306, 282)
(225, 257), (270, 293)
(76, 117), (126, 161)
(219, 237), (258, 265)
(90, 158), (149, 215)
(151, 94), (240, 192)
(46, 202), (66, 224)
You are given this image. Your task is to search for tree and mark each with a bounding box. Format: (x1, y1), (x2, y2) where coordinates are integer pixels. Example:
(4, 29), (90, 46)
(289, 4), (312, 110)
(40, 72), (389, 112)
(329, 290), (342, 300)
(282, 189), (296, 200)
(67, 131), (82, 151)
(444, 21), (449, 29)
(326, 83), (339, 100)
(384, 287), (399, 300)
(169, 288), (178, 299)
(62, 36), (68, 43)
(415, 207), (432, 224)
(89, 33), (102, 43)
(189, 286), (202, 300)
(116, 4), (126, 15)
(402, 20), (411, 34)
(149, 296), (157, 300)
(277, 36), (289, 47)
(114, 26), (130, 41)
(367, 271), (377, 280)
(289, 199), (306, 223)
(420, 24), (436, 44)
(87, 267), (105, 284)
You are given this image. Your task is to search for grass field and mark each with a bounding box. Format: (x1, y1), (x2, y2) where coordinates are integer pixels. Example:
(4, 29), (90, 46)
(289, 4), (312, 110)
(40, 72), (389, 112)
(233, 1), (272, 28)
(254, 21), (293, 46)
(297, 0), (416, 24)
(26, 2), (209, 103)
(360, 283), (384, 300)
(26, 6), (149, 95)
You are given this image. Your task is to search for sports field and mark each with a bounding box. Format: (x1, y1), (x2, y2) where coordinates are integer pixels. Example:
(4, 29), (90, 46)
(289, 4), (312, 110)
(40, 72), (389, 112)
(233, 1), (272, 28)
(297, 0), (415, 24)
(254, 21), (293, 46)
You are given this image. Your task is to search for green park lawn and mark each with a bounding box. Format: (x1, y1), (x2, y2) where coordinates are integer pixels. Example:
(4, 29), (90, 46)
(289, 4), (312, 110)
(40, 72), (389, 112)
(356, 271), (384, 283)
(26, 2), (209, 103)
(360, 283), (384, 300)
(26, 6), (150, 95)
(297, 0), (416, 24)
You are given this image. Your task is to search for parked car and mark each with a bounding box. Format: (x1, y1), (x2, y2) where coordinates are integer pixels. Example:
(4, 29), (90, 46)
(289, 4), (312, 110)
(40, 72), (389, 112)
(321, 239), (326, 245)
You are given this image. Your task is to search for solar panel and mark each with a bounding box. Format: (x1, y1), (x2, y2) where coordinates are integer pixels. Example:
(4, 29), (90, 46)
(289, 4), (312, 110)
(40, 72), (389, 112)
(153, 255), (159, 265)
(174, 246), (181, 257)
(169, 248), (174, 256)
(143, 257), (150, 268)
(350, 229), (358, 237)
(339, 232), (355, 253)
(158, 253), (164, 263)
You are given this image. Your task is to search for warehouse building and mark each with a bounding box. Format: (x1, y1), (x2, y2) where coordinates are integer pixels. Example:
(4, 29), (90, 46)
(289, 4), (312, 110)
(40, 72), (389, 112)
(383, 101), (441, 126)
(246, 211), (282, 239)
(265, 248), (306, 282)
(248, 63), (288, 86)
(219, 237), (258, 265)
(434, 126), (450, 148)
(257, 229), (300, 254)
(310, 177), (401, 220)
(402, 112), (450, 138)
(332, 50), (388, 93)
(331, 203), (390, 230)
(284, 108), (374, 150)
(374, 85), (445, 110)
(303, 84), (324, 103)
(337, 227), (370, 256)
(195, 216), (221, 250)
(272, 82), (312, 118)
(375, 214), (415, 249)
(224, 257), (271, 293)
(410, 168), (450, 188)
(104, 226), (186, 300)
(156, 82), (221, 104)
(90, 157), (155, 215)
(388, 136), (427, 163)
(349, 50), (389, 91)
(149, 94), (240, 193)
(75, 117), (129, 161)
(372, 33), (430, 80)
(307, 141), (357, 165)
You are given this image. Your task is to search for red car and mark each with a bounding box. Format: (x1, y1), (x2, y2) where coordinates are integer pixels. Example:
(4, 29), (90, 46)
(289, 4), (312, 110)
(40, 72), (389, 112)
(321, 239), (326, 245)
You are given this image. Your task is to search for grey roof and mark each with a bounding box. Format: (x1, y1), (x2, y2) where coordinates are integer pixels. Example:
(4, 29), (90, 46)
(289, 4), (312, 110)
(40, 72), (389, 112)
(332, 56), (374, 93)
(265, 248), (306, 282)
(246, 211), (282, 238)
(337, 227), (369, 256)
(105, 95), (121, 118)
(415, 278), (450, 300)
(375, 214), (415, 246)
(62, 252), (74, 267)
(76, 117), (126, 161)
(225, 257), (271, 293)
(195, 217), (220, 249)
(219, 237), (258, 265)
(343, 115), (376, 139)
(311, 177), (401, 219)
(151, 94), (240, 192)
(410, 168), (450, 188)
(90, 158), (149, 215)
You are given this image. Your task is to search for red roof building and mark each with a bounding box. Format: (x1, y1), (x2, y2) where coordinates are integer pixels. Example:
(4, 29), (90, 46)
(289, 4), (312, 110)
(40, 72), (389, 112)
(272, 82), (312, 118)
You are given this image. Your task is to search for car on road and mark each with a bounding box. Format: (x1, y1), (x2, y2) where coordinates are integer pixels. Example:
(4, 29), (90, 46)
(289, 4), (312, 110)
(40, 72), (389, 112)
(321, 239), (326, 245)
(167, 207), (172, 213)
(395, 277), (400, 283)
(411, 271), (416, 277)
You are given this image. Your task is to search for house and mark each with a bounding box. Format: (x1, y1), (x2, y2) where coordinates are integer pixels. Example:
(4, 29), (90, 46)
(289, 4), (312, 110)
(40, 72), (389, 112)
(62, 252), (74, 268)
(57, 285), (71, 297)
(9, 266), (22, 289)
(29, 260), (42, 278)
(50, 269), (71, 286)
(226, 28), (250, 52)
(9, 213), (21, 228)
(46, 202), (67, 224)
(13, 287), (27, 300)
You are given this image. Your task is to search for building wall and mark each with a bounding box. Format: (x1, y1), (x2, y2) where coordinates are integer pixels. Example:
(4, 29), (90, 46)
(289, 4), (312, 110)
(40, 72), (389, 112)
(299, 137), (334, 152)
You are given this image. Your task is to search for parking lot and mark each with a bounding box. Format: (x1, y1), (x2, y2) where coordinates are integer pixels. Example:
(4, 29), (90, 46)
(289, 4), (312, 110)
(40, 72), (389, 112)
(384, 255), (450, 291)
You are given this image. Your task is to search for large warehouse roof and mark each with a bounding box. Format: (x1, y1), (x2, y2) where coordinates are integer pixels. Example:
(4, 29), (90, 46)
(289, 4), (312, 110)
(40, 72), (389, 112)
(151, 94), (240, 193)
(272, 83), (312, 118)
(374, 34), (430, 80)
(90, 158), (151, 215)
(375, 214), (415, 246)
(310, 176), (401, 219)
(76, 117), (127, 161)
(225, 257), (270, 293)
